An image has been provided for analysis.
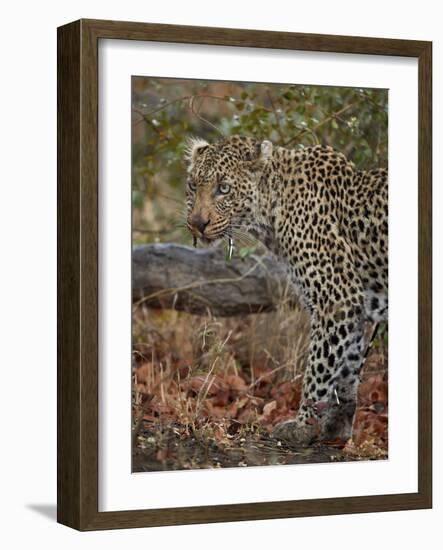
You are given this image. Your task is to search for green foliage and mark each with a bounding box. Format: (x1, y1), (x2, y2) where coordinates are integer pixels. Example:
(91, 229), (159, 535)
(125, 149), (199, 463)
(132, 77), (388, 244)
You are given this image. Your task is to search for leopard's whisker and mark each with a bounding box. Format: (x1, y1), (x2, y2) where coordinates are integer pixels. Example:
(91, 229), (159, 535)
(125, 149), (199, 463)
(229, 228), (258, 248)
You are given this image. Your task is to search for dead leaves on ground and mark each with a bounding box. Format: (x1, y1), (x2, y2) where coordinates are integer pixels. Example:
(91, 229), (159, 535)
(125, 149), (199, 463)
(134, 356), (388, 465)
(132, 309), (388, 468)
(349, 372), (388, 457)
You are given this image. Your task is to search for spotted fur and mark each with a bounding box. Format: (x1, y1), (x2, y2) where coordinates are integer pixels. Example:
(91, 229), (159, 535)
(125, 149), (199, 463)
(185, 135), (388, 444)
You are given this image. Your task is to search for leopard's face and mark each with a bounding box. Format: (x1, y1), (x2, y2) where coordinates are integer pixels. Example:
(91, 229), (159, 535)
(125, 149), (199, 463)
(185, 136), (272, 243)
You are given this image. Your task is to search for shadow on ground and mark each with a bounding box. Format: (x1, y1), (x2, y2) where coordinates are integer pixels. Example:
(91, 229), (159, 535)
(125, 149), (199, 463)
(26, 504), (57, 521)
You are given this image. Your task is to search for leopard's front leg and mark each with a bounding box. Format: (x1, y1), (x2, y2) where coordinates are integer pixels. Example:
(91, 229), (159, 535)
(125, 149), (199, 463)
(273, 298), (366, 445)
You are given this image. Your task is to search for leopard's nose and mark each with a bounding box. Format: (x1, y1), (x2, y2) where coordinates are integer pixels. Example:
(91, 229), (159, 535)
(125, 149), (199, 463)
(190, 215), (210, 235)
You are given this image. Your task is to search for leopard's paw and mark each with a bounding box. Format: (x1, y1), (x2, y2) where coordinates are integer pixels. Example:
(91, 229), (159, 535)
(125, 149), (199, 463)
(271, 418), (320, 446)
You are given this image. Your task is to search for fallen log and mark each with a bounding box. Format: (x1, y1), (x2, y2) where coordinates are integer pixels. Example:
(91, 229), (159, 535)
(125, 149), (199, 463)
(132, 243), (294, 316)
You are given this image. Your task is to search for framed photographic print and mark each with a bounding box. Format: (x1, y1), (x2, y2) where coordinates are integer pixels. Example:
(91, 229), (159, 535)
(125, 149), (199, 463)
(57, 19), (432, 530)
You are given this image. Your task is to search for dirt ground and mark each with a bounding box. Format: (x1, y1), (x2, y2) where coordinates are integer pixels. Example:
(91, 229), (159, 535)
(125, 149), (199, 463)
(132, 421), (385, 473)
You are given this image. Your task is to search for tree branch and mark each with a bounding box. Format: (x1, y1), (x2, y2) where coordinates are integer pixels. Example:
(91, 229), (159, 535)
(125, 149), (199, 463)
(132, 243), (295, 316)
(283, 100), (363, 147)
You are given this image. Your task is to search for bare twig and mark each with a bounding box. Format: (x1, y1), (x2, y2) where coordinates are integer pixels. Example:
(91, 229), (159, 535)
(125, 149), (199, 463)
(133, 93), (273, 129)
(133, 226), (184, 235)
(189, 96), (225, 136)
(283, 100), (363, 147)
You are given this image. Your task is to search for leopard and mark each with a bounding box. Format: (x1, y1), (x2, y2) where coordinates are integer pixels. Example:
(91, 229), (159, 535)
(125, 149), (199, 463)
(185, 134), (388, 445)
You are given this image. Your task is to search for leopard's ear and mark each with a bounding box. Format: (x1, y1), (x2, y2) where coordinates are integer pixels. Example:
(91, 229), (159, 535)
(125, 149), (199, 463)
(259, 140), (273, 161)
(248, 140), (273, 172)
(185, 137), (209, 169)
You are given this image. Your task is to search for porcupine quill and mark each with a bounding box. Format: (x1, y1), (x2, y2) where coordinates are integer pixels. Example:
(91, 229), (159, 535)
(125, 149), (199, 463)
(227, 237), (234, 261)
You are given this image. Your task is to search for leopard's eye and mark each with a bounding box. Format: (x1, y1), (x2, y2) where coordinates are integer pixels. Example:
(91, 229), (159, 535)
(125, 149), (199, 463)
(218, 182), (231, 195)
(188, 180), (197, 192)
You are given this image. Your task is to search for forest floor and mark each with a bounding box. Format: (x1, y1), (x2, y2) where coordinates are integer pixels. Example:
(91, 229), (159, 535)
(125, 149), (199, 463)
(132, 421), (386, 473)
(132, 307), (388, 472)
